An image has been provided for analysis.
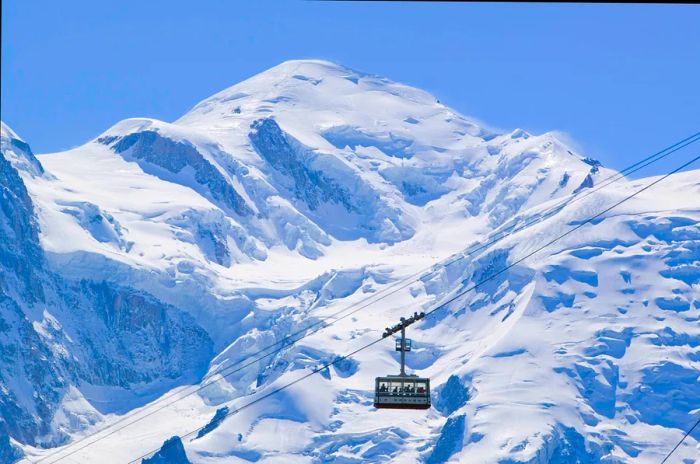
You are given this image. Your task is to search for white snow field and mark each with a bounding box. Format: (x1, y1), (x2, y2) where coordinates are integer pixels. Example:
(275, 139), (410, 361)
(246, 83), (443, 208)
(1, 60), (699, 463)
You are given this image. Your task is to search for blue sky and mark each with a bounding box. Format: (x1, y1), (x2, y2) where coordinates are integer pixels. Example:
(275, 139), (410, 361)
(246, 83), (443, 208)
(2, 1), (699, 174)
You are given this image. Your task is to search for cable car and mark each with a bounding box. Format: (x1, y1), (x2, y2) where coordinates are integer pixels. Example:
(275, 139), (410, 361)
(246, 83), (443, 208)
(374, 312), (431, 410)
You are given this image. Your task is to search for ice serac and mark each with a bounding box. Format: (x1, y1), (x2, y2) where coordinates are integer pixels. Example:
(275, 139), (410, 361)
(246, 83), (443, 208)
(433, 374), (469, 415)
(416, 170), (700, 463)
(426, 415), (466, 464)
(142, 436), (190, 464)
(4, 60), (699, 463)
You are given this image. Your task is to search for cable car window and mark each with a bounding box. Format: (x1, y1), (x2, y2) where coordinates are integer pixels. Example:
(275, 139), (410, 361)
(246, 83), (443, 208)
(416, 381), (427, 394)
(403, 380), (416, 394)
(378, 381), (389, 393)
(389, 381), (402, 394)
(395, 338), (412, 351)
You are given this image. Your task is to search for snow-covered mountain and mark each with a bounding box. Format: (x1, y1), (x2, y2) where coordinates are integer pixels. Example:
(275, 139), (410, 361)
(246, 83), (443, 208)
(1, 60), (698, 463)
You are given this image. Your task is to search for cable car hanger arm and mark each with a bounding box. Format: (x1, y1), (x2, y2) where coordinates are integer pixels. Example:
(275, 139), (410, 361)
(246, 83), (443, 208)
(382, 311), (425, 338)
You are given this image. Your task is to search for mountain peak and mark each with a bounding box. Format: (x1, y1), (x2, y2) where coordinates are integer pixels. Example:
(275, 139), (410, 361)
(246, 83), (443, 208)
(1, 121), (21, 140)
(0, 121), (44, 177)
(263, 58), (352, 74)
(200, 58), (363, 101)
(175, 58), (456, 135)
(6, 57), (700, 464)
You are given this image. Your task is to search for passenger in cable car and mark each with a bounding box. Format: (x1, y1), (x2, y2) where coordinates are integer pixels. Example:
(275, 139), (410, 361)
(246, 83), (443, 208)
(379, 383), (388, 392)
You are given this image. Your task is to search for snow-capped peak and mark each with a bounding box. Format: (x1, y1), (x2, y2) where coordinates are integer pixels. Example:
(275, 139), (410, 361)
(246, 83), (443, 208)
(1, 121), (45, 177)
(8, 60), (695, 464)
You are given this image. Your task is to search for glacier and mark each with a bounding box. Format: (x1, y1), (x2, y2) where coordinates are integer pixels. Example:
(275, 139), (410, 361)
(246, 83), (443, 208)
(0, 60), (698, 463)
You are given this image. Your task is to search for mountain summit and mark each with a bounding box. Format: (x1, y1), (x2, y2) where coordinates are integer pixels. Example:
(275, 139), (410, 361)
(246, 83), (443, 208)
(2, 61), (698, 463)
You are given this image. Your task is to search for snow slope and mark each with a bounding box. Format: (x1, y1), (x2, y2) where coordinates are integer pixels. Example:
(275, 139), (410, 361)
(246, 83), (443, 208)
(2, 60), (698, 463)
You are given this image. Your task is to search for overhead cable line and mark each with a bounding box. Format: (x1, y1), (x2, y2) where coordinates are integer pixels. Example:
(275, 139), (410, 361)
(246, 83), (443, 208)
(38, 132), (700, 464)
(659, 417), (700, 464)
(127, 151), (700, 464)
